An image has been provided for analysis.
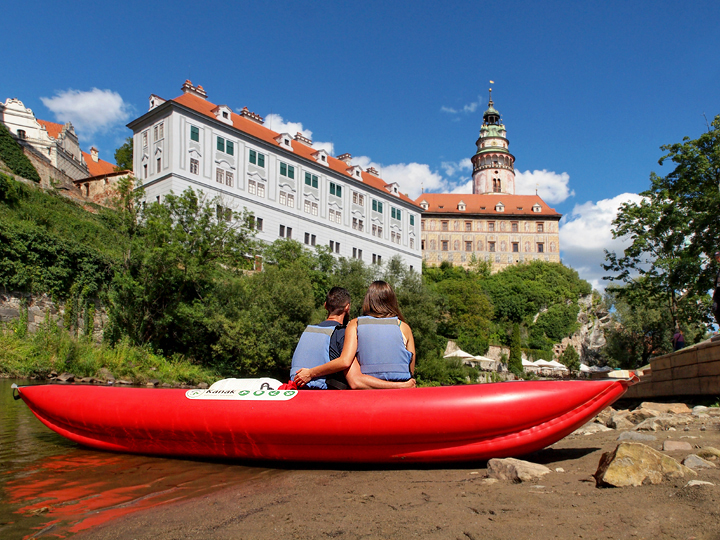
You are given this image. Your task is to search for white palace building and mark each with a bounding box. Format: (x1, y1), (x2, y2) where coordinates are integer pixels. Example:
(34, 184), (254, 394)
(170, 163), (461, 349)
(127, 81), (422, 270)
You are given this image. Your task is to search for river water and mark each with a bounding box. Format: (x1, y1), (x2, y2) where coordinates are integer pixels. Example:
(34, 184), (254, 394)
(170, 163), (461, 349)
(0, 379), (282, 539)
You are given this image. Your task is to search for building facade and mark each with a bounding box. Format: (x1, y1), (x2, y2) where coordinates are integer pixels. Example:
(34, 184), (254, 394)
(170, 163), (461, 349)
(418, 93), (561, 271)
(0, 98), (90, 181)
(127, 81), (422, 270)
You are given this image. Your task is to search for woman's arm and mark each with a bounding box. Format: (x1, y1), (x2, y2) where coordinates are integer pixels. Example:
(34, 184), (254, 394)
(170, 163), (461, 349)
(400, 321), (416, 375)
(345, 359), (415, 389)
(294, 319), (358, 386)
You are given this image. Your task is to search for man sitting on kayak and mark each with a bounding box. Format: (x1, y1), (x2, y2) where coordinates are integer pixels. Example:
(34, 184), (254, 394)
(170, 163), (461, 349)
(294, 281), (416, 390)
(290, 287), (414, 390)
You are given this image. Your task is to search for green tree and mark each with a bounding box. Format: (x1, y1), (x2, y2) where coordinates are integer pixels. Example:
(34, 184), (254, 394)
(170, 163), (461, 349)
(0, 124), (40, 182)
(114, 137), (133, 171)
(559, 345), (580, 371)
(604, 115), (720, 331)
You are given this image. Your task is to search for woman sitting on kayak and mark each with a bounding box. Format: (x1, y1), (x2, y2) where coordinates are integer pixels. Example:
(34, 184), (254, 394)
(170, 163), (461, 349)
(294, 281), (415, 389)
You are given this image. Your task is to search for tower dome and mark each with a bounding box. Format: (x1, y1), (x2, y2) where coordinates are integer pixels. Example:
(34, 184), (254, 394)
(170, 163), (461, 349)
(471, 88), (516, 195)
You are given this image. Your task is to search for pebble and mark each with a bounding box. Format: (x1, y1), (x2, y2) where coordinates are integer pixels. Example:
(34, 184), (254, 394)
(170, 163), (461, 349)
(682, 454), (717, 469)
(663, 440), (693, 452)
(686, 480), (714, 487)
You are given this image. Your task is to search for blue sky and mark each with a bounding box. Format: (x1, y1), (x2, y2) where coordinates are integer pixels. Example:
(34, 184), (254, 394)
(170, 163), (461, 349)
(3, 0), (719, 289)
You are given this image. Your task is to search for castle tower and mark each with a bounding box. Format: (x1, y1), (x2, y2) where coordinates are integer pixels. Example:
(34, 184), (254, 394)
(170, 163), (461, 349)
(471, 89), (516, 195)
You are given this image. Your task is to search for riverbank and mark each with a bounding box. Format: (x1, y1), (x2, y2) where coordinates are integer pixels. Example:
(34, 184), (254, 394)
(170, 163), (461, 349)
(0, 322), (218, 387)
(76, 405), (720, 540)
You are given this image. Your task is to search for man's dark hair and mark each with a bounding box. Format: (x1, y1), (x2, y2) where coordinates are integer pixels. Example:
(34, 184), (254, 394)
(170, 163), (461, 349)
(325, 287), (351, 316)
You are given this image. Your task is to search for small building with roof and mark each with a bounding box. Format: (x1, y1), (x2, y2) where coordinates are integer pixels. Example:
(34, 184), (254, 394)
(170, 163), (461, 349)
(417, 91), (561, 271)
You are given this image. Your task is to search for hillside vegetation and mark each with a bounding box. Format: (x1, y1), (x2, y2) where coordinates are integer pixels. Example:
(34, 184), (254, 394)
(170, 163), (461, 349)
(1, 173), (595, 385)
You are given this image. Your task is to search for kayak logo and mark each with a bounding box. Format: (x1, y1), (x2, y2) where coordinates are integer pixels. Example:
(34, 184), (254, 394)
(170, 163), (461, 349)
(185, 389), (298, 401)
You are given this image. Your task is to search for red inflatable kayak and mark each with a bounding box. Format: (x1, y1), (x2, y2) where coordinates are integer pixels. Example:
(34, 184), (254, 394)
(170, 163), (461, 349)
(13, 378), (633, 463)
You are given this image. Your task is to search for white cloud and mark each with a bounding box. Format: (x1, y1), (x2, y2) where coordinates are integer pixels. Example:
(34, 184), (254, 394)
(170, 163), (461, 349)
(441, 97), (481, 115)
(352, 156), (445, 199)
(559, 193), (645, 291)
(264, 112), (334, 156)
(449, 179), (474, 194)
(515, 169), (575, 204)
(40, 88), (131, 137)
(441, 158), (472, 177)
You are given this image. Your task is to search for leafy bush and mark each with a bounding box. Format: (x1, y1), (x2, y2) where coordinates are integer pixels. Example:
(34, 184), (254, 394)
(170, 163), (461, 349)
(0, 124), (40, 182)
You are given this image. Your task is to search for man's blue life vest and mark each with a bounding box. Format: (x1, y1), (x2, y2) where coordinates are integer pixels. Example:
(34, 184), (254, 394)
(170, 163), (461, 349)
(289, 325), (336, 390)
(356, 316), (413, 381)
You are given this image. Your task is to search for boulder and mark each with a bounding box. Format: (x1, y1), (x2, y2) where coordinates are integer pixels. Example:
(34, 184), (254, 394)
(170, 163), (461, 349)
(696, 447), (720, 461)
(641, 402), (691, 415)
(594, 442), (697, 487)
(595, 407), (615, 425)
(634, 415), (689, 432)
(626, 408), (658, 424)
(96, 368), (115, 382)
(117, 379), (134, 385)
(56, 372), (75, 383)
(572, 423), (614, 436)
(682, 454), (716, 470)
(608, 411), (635, 430)
(662, 440), (693, 452)
(487, 458), (551, 483)
(693, 406), (709, 415)
(197, 382), (209, 389)
(617, 432), (657, 442)
(146, 379), (160, 387)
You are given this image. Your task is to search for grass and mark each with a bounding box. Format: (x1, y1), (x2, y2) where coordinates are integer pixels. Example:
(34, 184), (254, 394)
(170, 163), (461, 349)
(0, 317), (220, 386)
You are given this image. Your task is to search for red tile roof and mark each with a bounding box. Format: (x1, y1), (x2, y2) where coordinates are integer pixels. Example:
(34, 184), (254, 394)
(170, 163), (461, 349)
(171, 92), (420, 208)
(82, 151), (120, 177)
(37, 119), (64, 139)
(415, 193), (561, 217)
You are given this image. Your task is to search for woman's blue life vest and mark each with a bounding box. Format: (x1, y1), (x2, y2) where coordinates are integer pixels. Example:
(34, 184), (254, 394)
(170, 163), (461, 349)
(356, 316), (413, 381)
(289, 325), (336, 390)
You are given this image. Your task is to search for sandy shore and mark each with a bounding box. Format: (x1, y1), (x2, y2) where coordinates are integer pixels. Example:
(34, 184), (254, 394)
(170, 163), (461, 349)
(75, 415), (720, 540)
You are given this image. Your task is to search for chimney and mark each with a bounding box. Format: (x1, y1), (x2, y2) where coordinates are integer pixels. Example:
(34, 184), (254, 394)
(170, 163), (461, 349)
(294, 132), (312, 146)
(366, 166), (379, 176)
(180, 80), (208, 100)
(90, 146), (99, 162)
(239, 107), (264, 124)
(337, 153), (352, 165)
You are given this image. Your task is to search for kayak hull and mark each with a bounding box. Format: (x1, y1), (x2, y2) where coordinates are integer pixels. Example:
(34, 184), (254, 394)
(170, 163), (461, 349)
(15, 380), (630, 463)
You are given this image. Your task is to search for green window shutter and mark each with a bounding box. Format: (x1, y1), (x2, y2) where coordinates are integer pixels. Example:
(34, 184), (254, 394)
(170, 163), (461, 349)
(190, 126), (199, 142)
(217, 137), (224, 152)
(396, 209), (401, 220)
(377, 201), (383, 213)
(305, 172), (311, 186)
(312, 175), (318, 188)
(258, 153), (265, 168)
(337, 185), (342, 197)
(372, 200), (377, 212)
(226, 141), (234, 156)
(288, 165), (294, 179)
(410, 215), (415, 226)
(249, 149), (256, 164)
(280, 163), (287, 176)
(330, 183), (336, 196)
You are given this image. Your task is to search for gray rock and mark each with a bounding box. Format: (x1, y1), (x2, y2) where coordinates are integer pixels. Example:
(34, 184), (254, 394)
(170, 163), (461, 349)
(693, 406), (709, 415)
(96, 368), (115, 382)
(663, 440), (693, 452)
(617, 431), (657, 442)
(595, 407), (615, 425)
(117, 379), (133, 385)
(146, 379), (160, 387)
(487, 458), (552, 483)
(626, 408), (658, 424)
(56, 372), (75, 382)
(594, 442), (697, 487)
(197, 382), (209, 389)
(682, 454), (716, 469)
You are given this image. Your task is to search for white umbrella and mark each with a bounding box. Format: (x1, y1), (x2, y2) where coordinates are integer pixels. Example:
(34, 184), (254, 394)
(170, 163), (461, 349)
(579, 364), (590, 373)
(534, 360), (554, 367)
(547, 360), (569, 371)
(473, 355), (499, 371)
(443, 349), (475, 359)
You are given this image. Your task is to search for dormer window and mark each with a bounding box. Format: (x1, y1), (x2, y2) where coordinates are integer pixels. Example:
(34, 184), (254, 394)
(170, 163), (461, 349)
(420, 201), (429, 210)
(457, 200), (466, 211)
(348, 165), (363, 179)
(212, 105), (233, 126)
(312, 149), (329, 166)
(275, 133), (294, 151)
(495, 202), (505, 212)
(532, 204), (542, 213)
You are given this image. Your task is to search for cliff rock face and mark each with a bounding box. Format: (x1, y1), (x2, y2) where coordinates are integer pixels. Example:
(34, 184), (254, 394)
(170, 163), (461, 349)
(554, 294), (613, 366)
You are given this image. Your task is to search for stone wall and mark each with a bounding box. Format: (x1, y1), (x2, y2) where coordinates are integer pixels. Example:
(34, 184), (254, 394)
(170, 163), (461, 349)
(0, 289), (107, 342)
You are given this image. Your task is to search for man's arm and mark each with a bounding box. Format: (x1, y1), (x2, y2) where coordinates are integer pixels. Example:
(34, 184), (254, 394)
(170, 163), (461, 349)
(294, 319), (358, 386)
